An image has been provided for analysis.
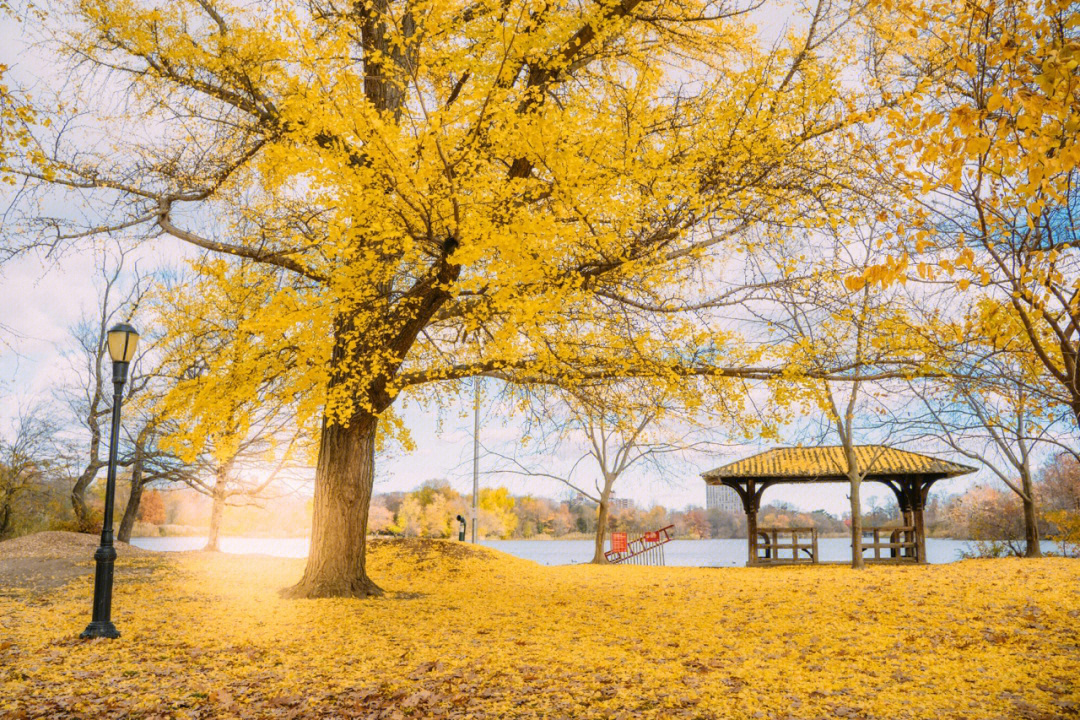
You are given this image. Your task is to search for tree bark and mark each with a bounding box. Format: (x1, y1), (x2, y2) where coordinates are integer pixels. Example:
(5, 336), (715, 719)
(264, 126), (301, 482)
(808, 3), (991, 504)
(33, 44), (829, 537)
(71, 375), (107, 531)
(850, 476), (865, 569)
(591, 499), (611, 564)
(1021, 470), (1042, 558)
(283, 413), (382, 598)
(205, 467), (228, 552)
(71, 461), (104, 532)
(117, 462), (143, 544)
(590, 475), (617, 564)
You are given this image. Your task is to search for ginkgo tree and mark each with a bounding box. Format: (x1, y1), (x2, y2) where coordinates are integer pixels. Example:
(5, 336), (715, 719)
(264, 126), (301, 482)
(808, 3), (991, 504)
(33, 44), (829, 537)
(0, 66), (35, 186)
(4, 0), (906, 596)
(749, 222), (933, 567)
(152, 262), (312, 552)
(877, 0), (1080, 435)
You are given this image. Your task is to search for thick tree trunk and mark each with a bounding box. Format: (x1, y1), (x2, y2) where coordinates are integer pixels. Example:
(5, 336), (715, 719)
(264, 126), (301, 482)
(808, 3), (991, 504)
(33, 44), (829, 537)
(1022, 498), (1041, 558)
(1073, 401), (1080, 446)
(850, 476), (865, 569)
(1021, 470), (1042, 557)
(205, 468), (227, 552)
(591, 477), (616, 564)
(117, 461), (143, 543)
(71, 462), (104, 532)
(117, 483), (141, 543)
(591, 499), (611, 564)
(283, 414), (382, 598)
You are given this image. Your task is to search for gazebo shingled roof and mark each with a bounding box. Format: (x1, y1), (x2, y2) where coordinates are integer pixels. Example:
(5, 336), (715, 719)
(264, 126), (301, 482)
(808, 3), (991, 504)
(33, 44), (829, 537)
(702, 445), (977, 482)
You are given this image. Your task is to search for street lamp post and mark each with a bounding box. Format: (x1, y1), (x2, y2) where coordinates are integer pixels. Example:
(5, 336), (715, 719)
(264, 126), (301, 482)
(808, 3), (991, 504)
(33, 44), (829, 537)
(81, 323), (139, 640)
(472, 379), (479, 543)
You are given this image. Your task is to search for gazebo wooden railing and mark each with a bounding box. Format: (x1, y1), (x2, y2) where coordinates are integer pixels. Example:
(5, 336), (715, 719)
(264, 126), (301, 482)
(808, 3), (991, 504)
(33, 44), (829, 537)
(754, 526), (818, 564)
(752, 525), (919, 565)
(861, 526), (917, 561)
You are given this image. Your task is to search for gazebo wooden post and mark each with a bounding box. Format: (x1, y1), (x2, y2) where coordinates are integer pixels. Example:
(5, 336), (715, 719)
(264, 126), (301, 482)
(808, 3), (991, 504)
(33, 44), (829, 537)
(902, 507), (915, 558)
(913, 480), (935, 564)
(903, 479), (928, 564)
(913, 504), (927, 564)
(896, 482), (914, 559)
(746, 479), (758, 566)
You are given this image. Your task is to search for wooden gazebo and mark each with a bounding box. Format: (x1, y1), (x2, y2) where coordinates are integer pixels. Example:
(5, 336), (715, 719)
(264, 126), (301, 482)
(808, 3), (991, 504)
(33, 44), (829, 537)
(702, 445), (977, 565)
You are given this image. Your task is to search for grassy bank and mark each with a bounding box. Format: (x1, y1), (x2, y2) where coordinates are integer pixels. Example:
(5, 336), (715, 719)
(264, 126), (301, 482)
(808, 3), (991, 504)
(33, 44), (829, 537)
(1, 536), (1078, 719)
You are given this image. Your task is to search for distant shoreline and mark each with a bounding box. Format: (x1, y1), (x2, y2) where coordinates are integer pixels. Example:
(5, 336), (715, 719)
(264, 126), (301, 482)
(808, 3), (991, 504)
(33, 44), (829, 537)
(131, 529), (974, 542)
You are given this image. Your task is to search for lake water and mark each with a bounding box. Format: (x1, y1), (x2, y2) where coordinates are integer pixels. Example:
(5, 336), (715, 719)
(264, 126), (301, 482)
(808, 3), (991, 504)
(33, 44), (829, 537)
(128, 536), (1037, 566)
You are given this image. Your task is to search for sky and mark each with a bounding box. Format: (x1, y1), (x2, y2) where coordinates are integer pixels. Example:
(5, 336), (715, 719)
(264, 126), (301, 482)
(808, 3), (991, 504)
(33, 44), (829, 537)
(0, 241), (982, 515)
(0, 1), (1005, 517)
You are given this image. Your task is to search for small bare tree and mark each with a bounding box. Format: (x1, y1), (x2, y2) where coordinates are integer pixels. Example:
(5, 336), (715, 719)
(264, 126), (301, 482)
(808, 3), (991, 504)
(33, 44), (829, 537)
(498, 379), (721, 563)
(749, 224), (918, 568)
(57, 249), (191, 539)
(909, 358), (1068, 557)
(0, 404), (61, 539)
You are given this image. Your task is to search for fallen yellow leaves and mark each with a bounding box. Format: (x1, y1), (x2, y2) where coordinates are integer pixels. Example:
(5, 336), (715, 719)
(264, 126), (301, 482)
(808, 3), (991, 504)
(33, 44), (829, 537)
(1, 540), (1078, 719)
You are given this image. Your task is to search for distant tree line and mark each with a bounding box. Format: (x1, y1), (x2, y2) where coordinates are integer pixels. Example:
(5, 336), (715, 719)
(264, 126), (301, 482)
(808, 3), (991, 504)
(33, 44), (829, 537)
(4, 442), (1079, 556)
(0, 255), (1077, 559)
(353, 462), (1080, 550)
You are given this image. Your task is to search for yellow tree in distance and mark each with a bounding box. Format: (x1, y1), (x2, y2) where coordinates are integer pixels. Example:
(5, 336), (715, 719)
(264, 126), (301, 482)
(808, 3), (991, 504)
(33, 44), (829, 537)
(151, 264), (314, 552)
(3, 0), (919, 597)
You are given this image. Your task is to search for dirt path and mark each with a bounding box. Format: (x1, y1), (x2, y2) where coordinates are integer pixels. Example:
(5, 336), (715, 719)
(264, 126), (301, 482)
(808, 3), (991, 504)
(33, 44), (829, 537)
(0, 531), (158, 593)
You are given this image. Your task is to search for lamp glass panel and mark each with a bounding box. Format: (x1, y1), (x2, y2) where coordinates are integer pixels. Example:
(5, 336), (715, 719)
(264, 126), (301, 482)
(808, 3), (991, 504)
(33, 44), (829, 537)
(107, 329), (139, 362)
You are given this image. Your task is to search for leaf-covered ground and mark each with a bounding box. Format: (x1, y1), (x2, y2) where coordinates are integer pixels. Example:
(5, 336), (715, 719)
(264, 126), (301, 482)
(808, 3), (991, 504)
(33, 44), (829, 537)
(1, 537), (1078, 719)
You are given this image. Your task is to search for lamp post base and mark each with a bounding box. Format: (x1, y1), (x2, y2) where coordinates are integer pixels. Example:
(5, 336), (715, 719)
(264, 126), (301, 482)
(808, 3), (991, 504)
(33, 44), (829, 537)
(80, 621), (120, 639)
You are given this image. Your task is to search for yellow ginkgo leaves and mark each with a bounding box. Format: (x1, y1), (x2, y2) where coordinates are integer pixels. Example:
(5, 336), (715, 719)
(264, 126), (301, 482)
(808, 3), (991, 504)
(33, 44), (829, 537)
(2, 541), (1079, 719)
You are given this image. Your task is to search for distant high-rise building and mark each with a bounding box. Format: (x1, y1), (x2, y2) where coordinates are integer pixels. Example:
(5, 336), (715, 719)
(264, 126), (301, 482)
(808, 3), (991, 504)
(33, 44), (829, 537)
(571, 492), (632, 510)
(706, 484), (741, 513)
(570, 492), (597, 508)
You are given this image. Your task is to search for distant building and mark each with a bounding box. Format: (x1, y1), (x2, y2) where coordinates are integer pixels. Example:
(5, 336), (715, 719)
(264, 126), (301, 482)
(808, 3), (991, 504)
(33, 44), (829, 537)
(571, 492), (632, 510)
(706, 484), (741, 513)
(570, 492), (597, 509)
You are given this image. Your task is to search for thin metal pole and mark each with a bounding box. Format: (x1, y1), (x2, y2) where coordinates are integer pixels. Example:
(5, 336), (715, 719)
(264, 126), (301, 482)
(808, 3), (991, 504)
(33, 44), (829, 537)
(82, 361), (127, 639)
(471, 378), (479, 543)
